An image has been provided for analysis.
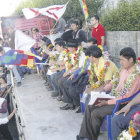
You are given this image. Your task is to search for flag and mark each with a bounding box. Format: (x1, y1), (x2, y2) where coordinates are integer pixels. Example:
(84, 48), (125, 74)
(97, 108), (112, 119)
(0, 50), (35, 67)
(22, 3), (68, 20)
(22, 8), (40, 19)
(40, 4), (67, 21)
(15, 30), (35, 51)
(79, 0), (89, 20)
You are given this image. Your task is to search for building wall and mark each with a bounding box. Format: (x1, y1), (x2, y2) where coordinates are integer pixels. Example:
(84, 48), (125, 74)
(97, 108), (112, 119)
(106, 31), (140, 67)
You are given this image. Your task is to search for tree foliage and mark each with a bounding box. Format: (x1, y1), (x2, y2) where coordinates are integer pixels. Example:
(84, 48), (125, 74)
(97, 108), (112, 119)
(100, 0), (140, 31)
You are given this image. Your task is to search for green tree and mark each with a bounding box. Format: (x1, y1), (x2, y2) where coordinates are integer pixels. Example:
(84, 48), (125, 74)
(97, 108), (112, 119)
(100, 0), (140, 31)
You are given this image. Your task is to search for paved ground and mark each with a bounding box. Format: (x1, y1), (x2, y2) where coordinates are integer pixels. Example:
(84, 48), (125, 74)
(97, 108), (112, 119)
(14, 74), (107, 140)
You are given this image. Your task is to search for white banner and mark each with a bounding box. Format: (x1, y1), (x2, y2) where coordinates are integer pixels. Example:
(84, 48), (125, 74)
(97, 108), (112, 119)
(15, 30), (35, 51)
(22, 3), (68, 20)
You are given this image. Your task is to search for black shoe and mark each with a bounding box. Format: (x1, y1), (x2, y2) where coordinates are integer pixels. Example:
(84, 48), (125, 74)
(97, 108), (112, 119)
(76, 135), (91, 140)
(51, 91), (59, 97)
(60, 104), (75, 110)
(47, 87), (53, 91)
(57, 96), (63, 101)
(75, 106), (81, 113)
(16, 82), (21, 87)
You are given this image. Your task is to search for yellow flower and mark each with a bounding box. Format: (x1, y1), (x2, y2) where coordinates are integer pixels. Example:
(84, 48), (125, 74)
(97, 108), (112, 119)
(62, 50), (67, 55)
(130, 120), (133, 125)
(69, 54), (72, 57)
(98, 45), (103, 52)
(129, 127), (137, 137)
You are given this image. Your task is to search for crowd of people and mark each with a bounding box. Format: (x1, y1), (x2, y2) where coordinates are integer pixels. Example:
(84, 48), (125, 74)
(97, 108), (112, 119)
(0, 14), (139, 140)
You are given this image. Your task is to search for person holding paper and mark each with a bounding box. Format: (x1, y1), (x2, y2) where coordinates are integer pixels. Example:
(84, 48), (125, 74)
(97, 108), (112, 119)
(77, 47), (140, 140)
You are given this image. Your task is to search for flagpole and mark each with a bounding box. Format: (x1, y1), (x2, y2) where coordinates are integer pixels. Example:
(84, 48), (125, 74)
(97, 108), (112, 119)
(85, 19), (89, 40)
(50, 0), (71, 32)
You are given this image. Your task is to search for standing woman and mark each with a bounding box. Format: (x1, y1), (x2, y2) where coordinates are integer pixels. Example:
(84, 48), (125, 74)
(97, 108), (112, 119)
(31, 27), (43, 49)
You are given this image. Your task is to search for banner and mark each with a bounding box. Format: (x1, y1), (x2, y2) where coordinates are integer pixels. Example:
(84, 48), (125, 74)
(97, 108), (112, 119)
(15, 30), (35, 51)
(0, 50), (35, 66)
(22, 2), (68, 20)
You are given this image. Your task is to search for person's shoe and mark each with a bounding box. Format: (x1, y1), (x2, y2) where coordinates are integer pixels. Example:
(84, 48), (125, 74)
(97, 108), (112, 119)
(16, 82), (21, 87)
(47, 87), (53, 91)
(51, 91), (59, 97)
(28, 71), (31, 75)
(60, 104), (75, 110)
(60, 104), (69, 110)
(57, 96), (63, 101)
(75, 106), (81, 113)
(76, 135), (91, 140)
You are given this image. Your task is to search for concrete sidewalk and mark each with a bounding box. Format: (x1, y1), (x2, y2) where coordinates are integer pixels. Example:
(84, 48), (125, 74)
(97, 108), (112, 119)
(15, 74), (107, 140)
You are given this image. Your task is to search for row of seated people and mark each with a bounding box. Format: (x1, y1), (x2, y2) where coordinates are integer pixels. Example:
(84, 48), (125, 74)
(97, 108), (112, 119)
(40, 37), (140, 140)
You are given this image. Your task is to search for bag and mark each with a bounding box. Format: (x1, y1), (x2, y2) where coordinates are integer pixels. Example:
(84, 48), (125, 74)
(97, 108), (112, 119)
(72, 71), (89, 86)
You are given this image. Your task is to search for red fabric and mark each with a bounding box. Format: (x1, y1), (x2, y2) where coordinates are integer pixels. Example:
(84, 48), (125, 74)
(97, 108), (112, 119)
(16, 50), (24, 54)
(21, 59), (28, 65)
(91, 24), (105, 46)
(28, 55), (34, 59)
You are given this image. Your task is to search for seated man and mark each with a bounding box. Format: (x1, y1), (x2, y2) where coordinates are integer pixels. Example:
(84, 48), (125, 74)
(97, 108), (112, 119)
(55, 39), (84, 101)
(60, 38), (98, 112)
(85, 46), (118, 93)
(48, 40), (66, 97)
(112, 73), (140, 139)
(42, 39), (63, 90)
(77, 47), (140, 140)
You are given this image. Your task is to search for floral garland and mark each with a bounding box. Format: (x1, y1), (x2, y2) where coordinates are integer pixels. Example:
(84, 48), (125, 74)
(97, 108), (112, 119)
(49, 53), (60, 68)
(80, 56), (88, 73)
(64, 46), (83, 71)
(110, 58), (140, 97)
(88, 54), (110, 90)
(49, 54), (59, 62)
(128, 111), (140, 138)
(118, 111), (140, 139)
(73, 46), (83, 68)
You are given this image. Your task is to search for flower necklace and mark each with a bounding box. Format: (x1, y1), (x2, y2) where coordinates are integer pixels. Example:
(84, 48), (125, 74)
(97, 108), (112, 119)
(65, 47), (83, 71)
(80, 56), (88, 73)
(73, 46), (83, 68)
(88, 55), (110, 90)
(110, 60), (140, 97)
(49, 54), (59, 62)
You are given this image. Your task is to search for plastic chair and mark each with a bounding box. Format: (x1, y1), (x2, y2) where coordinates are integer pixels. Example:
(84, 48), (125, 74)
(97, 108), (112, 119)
(107, 90), (140, 140)
(80, 90), (140, 140)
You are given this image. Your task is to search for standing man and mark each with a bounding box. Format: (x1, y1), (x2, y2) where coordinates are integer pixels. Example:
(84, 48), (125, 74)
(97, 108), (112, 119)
(8, 26), (15, 49)
(50, 18), (66, 45)
(53, 18), (66, 35)
(90, 15), (107, 51)
(71, 20), (87, 46)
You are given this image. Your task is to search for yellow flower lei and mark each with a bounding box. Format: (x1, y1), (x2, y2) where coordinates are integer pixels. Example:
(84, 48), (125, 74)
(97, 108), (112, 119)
(65, 47), (83, 71)
(88, 58), (110, 90)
